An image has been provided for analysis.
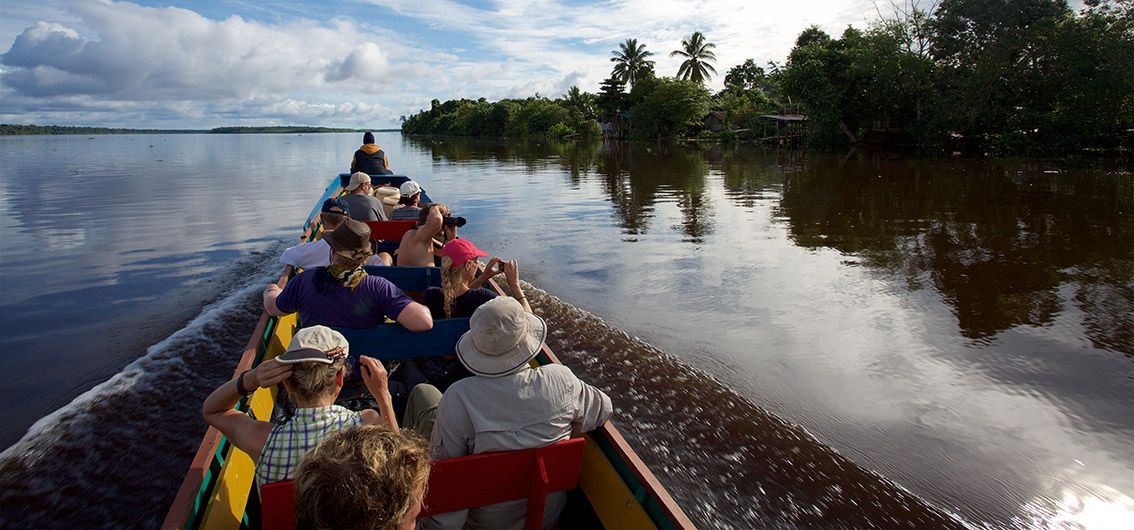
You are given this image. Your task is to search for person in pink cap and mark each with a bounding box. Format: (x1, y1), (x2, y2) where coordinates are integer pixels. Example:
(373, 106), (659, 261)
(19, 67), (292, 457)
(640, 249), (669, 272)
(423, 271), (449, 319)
(397, 238), (531, 393)
(425, 238), (530, 320)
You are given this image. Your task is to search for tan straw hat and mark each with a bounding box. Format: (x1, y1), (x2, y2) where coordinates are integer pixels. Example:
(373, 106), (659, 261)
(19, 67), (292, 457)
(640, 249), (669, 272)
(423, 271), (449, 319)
(456, 297), (547, 377)
(374, 185), (401, 206)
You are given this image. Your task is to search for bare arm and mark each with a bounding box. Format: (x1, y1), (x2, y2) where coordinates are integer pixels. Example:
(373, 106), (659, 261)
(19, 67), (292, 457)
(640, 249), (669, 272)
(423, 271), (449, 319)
(396, 302), (433, 331)
(410, 205), (446, 247)
(502, 260), (531, 313)
(262, 284), (285, 316)
(202, 359), (293, 461)
(467, 257), (503, 290)
(359, 356), (399, 432)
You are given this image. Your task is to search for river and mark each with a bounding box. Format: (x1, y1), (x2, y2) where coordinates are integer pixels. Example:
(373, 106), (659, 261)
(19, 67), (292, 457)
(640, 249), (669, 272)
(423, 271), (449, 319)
(0, 132), (1130, 528)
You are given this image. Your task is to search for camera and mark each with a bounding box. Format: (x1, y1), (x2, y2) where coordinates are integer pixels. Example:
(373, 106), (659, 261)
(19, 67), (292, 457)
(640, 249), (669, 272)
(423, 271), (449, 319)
(443, 216), (466, 227)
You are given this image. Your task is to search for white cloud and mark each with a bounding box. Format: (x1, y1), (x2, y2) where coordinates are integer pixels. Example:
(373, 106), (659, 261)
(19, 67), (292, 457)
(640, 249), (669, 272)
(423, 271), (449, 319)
(1, 1), (414, 101)
(0, 0), (950, 127)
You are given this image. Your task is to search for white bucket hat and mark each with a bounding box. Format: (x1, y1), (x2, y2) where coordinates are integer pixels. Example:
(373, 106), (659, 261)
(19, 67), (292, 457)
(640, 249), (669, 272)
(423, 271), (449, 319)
(278, 325), (349, 365)
(456, 297), (547, 377)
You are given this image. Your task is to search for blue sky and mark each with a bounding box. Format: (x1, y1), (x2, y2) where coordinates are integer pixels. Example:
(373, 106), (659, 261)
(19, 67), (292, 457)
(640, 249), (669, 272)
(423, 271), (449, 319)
(0, 0), (1069, 129)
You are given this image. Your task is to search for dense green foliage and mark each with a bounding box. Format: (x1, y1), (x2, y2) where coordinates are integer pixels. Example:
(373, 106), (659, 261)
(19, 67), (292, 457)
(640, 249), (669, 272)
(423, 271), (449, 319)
(400, 96), (601, 139)
(777, 0), (1134, 150)
(403, 0), (1130, 150)
(628, 74), (712, 139)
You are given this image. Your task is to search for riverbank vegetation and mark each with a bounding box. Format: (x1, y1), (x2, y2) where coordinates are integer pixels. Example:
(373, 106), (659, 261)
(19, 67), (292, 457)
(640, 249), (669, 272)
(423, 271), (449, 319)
(402, 0), (1133, 153)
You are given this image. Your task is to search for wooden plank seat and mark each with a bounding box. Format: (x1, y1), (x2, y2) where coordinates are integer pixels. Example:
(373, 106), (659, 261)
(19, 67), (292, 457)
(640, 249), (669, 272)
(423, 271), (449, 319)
(259, 438), (586, 530)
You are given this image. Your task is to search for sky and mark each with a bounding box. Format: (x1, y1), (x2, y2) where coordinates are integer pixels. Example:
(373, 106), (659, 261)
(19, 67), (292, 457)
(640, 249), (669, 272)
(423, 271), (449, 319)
(0, 0), (1076, 129)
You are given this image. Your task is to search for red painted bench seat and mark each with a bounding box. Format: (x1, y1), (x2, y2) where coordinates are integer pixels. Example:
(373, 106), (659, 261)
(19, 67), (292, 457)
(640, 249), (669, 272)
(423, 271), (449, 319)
(260, 437), (585, 530)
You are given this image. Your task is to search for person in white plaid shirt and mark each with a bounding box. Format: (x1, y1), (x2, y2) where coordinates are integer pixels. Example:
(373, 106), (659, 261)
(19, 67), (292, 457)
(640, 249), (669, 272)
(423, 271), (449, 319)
(202, 325), (399, 485)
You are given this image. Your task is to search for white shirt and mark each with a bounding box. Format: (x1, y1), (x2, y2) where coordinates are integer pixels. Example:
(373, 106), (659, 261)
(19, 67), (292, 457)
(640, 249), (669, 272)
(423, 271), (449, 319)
(278, 239), (385, 270)
(424, 364), (612, 530)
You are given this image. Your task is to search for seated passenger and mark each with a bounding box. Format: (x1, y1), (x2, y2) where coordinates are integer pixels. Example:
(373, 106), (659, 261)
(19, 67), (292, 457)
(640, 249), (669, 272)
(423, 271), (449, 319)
(263, 219), (432, 331)
(426, 239), (532, 319)
(391, 180), (424, 221)
(351, 131), (393, 175)
(424, 298), (612, 529)
(342, 172), (389, 221)
(395, 203), (456, 267)
(279, 198), (391, 271)
(201, 326), (398, 485)
(295, 425), (430, 530)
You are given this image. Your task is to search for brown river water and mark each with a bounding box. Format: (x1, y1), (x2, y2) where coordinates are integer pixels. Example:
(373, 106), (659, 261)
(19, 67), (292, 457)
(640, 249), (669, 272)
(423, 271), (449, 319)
(0, 133), (1129, 528)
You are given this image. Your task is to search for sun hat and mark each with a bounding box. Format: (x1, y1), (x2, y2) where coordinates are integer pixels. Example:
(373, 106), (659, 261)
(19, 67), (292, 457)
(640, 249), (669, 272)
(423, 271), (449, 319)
(323, 218), (375, 260)
(455, 297), (547, 377)
(399, 180), (422, 197)
(440, 238), (488, 269)
(322, 197), (347, 213)
(345, 172), (371, 192)
(374, 185), (401, 206)
(278, 325), (349, 365)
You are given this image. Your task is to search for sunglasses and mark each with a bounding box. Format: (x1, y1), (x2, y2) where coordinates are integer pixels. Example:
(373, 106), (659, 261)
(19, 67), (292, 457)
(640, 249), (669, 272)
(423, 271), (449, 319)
(323, 210), (346, 215)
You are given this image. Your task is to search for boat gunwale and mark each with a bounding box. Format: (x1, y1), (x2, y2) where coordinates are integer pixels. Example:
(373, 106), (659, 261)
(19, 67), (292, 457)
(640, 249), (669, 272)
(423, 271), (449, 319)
(162, 201), (326, 530)
(163, 176), (694, 530)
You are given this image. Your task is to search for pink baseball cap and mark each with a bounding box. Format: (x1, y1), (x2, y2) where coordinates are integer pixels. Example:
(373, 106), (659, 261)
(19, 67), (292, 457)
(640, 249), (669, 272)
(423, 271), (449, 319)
(440, 239), (488, 269)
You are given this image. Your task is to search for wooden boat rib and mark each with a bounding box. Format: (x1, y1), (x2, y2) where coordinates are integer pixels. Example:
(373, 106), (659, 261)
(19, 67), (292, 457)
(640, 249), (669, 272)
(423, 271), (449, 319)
(163, 174), (694, 530)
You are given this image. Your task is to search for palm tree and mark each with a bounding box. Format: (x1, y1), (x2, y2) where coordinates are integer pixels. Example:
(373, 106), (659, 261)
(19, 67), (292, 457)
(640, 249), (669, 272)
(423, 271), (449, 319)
(670, 31), (718, 84)
(610, 38), (655, 88)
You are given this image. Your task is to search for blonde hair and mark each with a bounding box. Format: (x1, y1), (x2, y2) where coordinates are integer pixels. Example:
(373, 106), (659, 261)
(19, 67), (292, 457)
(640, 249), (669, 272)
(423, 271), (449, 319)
(295, 425), (430, 530)
(286, 360), (346, 402)
(439, 255), (466, 319)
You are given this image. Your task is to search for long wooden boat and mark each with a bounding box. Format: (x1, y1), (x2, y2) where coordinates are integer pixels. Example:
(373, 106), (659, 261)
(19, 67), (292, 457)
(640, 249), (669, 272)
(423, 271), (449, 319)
(162, 173), (694, 530)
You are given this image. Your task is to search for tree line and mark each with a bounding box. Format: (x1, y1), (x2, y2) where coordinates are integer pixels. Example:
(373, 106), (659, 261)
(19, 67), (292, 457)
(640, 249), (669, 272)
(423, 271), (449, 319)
(402, 0), (1133, 153)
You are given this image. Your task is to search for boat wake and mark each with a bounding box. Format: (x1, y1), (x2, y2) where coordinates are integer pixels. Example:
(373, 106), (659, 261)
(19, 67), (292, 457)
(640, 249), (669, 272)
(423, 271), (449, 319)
(0, 249), (962, 529)
(0, 242), (288, 529)
(523, 283), (965, 529)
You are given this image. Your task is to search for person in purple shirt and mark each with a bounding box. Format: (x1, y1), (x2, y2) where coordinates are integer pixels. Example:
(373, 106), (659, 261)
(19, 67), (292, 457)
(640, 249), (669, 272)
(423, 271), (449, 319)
(263, 219), (432, 332)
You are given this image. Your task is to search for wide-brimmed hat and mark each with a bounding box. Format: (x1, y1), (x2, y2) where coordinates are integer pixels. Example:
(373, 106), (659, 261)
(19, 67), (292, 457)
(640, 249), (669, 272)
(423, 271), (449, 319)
(440, 238), (488, 269)
(323, 218), (375, 260)
(278, 325), (349, 365)
(400, 180), (422, 197)
(456, 297), (546, 377)
(345, 172), (371, 191)
(374, 185), (401, 206)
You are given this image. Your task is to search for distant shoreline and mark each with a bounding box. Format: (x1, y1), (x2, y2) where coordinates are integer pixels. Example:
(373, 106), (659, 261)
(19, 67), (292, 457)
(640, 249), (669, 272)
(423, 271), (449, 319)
(0, 124), (401, 135)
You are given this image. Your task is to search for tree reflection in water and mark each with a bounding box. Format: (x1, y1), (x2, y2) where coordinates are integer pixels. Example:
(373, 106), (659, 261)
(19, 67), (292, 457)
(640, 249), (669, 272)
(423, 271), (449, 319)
(407, 136), (1132, 356)
(775, 155), (1133, 355)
